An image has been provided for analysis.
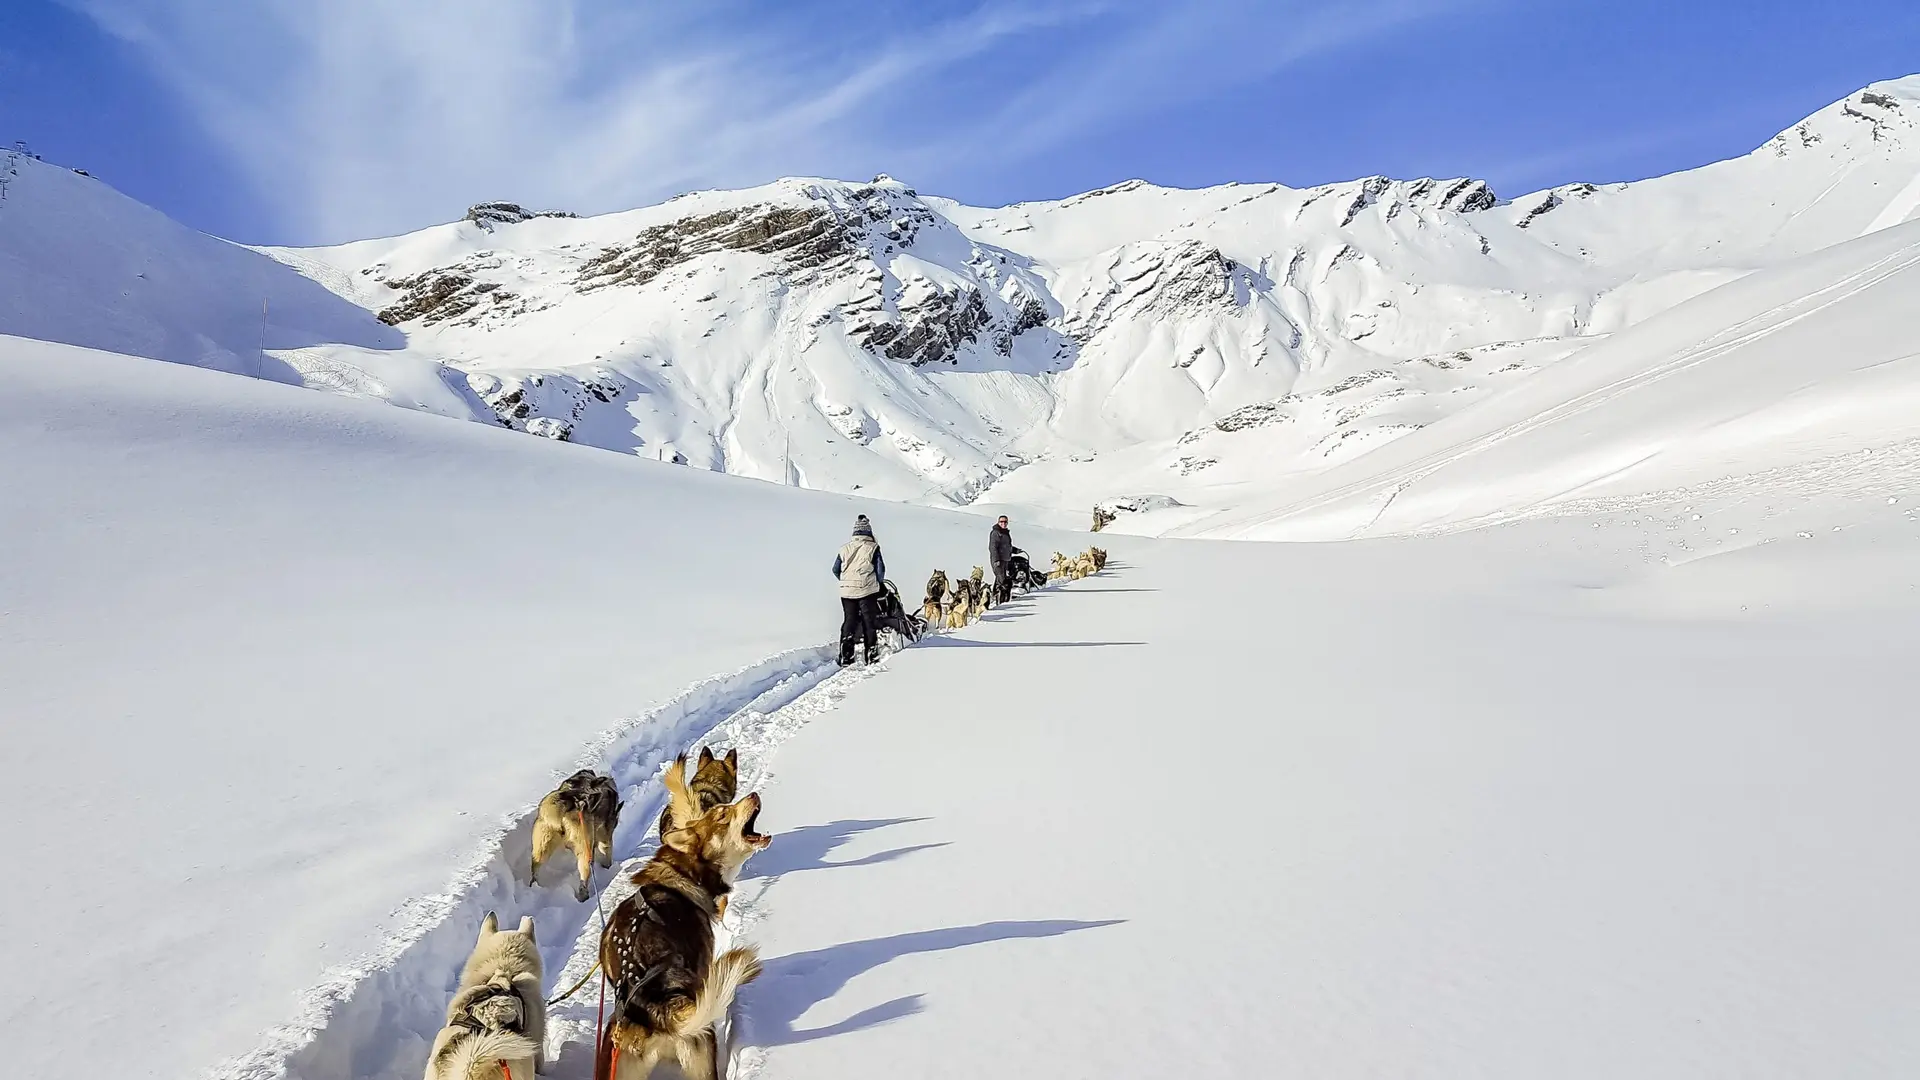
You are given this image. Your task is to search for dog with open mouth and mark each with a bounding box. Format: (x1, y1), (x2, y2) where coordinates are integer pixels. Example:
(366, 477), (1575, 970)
(596, 793), (771, 1080)
(656, 746), (738, 837)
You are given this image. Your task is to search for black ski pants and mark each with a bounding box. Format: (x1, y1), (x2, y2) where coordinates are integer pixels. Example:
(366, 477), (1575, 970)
(839, 594), (880, 663)
(991, 561), (1011, 604)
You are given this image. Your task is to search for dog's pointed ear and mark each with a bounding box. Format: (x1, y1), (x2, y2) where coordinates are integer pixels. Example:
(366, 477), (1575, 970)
(479, 911), (498, 939)
(660, 824), (696, 852)
(517, 915), (535, 939)
(724, 748), (738, 769)
(698, 746), (715, 768)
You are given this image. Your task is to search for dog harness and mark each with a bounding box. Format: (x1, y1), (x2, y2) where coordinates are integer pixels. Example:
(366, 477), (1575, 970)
(449, 982), (526, 1035)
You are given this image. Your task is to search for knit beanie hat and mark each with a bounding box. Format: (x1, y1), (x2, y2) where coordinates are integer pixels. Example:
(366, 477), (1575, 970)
(852, 514), (874, 538)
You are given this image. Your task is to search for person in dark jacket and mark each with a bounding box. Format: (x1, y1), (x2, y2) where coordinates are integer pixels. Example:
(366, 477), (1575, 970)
(831, 514), (887, 665)
(988, 515), (1014, 604)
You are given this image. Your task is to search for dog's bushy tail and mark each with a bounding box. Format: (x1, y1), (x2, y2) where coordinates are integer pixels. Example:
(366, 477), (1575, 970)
(443, 1030), (539, 1080)
(683, 946), (762, 1033)
(661, 755), (698, 833)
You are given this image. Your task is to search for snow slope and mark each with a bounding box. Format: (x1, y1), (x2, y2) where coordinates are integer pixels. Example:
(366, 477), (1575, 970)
(7, 80), (1917, 522)
(8, 73), (1920, 1080)
(730, 507), (1920, 1079)
(1175, 215), (1920, 540)
(12, 329), (1918, 1079)
(0, 334), (1069, 1080)
(0, 145), (468, 408)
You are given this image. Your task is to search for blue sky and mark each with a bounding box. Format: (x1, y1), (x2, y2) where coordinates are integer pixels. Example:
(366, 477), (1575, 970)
(6, 0), (1918, 246)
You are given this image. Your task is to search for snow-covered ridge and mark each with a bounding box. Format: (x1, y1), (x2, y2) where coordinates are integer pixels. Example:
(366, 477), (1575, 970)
(4, 77), (1918, 522)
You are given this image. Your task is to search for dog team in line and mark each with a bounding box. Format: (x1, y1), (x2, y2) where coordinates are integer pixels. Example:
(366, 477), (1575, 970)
(921, 543), (1105, 630)
(428, 516), (1110, 1080)
(836, 511), (1108, 664)
(427, 747), (766, 1080)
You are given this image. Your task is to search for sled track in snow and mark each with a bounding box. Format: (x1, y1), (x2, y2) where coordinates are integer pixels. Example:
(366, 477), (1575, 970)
(214, 644), (845, 1080)
(215, 576), (1087, 1080)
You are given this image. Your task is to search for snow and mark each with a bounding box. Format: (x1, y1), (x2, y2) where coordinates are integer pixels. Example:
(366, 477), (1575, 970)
(730, 521), (1920, 1078)
(729, 530), (1920, 1076)
(5, 74), (1920, 1080)
(1178, 216), (1920, 541)
(15, 81), (1920, 521)
(9, 326), (1920, 1078)
(0, 335), (1063, 1080)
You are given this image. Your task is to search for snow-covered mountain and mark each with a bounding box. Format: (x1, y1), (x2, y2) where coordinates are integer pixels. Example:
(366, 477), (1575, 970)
(4, 79), (1917, 525)
(12, 78), (1920, 1080)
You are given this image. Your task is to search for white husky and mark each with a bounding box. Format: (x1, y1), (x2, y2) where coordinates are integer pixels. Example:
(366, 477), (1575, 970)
(424, 912), (546, 1080)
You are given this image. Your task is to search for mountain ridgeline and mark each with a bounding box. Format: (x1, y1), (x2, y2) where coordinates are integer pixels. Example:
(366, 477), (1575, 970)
(3, 80), (1918, 524)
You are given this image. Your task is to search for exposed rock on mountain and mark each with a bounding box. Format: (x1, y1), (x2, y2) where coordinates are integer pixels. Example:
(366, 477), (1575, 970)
(465, 202), (578, 230)
(9, 76), (1920, 523)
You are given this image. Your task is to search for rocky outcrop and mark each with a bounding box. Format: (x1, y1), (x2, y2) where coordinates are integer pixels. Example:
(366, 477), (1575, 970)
(1515, 183), (1597, 229)
(1841, 90), (1905, 142)
(575, 182), (944, 294)
(465, 369), (629, 441)
(379, 268), (487, 325)
(1326, 176), (1497, 227)
(850, 286), (993, 367)
(466, 202), (578, 231)
(575, 204), (851, 292)
(1418, 177), (1498, 214)
(1212, 397), (1301, 433)
(1062, 240), (1245, 343)
(1093, 494), (1184, 517)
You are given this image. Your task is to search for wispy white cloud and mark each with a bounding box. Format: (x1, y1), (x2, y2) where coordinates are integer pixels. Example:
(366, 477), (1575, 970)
(63, 0), (1472, 243)
(900, 0), (1485, 177)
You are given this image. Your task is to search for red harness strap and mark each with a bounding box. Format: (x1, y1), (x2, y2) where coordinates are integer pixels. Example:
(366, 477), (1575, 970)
(498, 1060), (513, 1080)
(596, 942), (612, 1080)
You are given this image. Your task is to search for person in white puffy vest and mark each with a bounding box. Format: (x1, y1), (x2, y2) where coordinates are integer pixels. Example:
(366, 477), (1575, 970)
(831, 514), (887, 666)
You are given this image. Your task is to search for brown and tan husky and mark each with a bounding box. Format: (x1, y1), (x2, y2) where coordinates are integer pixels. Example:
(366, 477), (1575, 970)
(532, 770), (620, 902)
(922, 570), (949, 626)
(657, 746), (739, 836)
(596, 795), (771, 1080)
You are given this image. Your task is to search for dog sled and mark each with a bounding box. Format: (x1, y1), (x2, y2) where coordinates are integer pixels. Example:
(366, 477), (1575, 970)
(874, 579), (926, 645)
(1006, 548), (1049, 593)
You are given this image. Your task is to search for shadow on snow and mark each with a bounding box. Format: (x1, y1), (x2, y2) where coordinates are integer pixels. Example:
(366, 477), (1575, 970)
(740, 919), (1125, 1047)
(742, 818), (948, 881)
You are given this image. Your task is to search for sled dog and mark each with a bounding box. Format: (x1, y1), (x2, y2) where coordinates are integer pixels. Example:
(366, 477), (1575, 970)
(1089, 546), (1108, 571)
(946, 577), (974, 628)
(1050, 552), (1069, 580)
(597, 796), (771, 1080)
(657, 746), (739, 837)
(533, 770), (620, 902)
(923, 570), (949, 625)
(968, 565), (992, 611)
(424, 912), (545, 1080)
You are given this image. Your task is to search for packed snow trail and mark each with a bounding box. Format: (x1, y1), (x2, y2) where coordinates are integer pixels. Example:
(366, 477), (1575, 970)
(720, 532), (1920, 1078)
(0, 337), (1093, 1080)
(261, 577), (1083, 1080)
(227, 646), (839, 1080)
